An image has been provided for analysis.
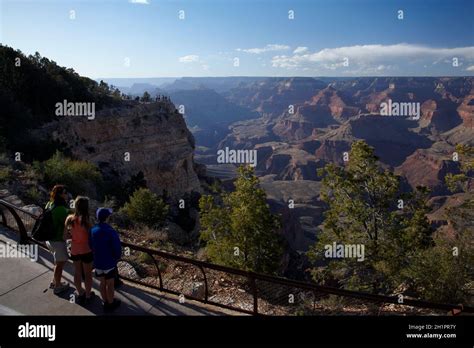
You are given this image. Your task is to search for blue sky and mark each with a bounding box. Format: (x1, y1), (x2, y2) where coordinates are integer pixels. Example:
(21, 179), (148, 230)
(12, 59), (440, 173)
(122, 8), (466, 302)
(1, 0), (473, 77)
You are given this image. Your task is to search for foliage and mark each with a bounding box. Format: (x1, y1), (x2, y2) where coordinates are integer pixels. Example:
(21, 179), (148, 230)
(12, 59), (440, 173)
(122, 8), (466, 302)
(403, 226), (474, 304)
(0, 45), (119, 159)
(431, 144), (474, 303)
(33, 151), (102, 196)
(141, 91), (151, 102)
(0, 166), (12, 184)
(308, 141), (433, 294)
(199, 165), (283, 274)
(445, 144), (473, 193)
(122, 188), (168, 228)
(138, 251), (155, 265)
(24, 186), (42, 204)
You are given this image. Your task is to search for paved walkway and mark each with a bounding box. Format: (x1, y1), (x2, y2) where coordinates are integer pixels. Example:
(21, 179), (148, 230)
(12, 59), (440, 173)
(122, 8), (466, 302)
(0, 226), (238, 316)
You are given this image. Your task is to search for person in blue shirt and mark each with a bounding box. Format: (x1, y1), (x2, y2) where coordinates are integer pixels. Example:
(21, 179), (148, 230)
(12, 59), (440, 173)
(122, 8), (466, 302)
(90, 208), (122, 312)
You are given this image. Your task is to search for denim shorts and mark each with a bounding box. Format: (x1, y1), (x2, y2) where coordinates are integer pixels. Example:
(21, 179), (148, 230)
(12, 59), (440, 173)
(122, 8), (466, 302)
(95, 267), (117, 280)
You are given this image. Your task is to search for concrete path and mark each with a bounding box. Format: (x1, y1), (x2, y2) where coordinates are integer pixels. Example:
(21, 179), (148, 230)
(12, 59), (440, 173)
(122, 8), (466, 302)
(0, 225), (238, 316)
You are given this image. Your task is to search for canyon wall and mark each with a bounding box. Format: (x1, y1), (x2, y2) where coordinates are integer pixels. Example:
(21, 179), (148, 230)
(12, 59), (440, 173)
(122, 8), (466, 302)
(49, 101), (201, 198)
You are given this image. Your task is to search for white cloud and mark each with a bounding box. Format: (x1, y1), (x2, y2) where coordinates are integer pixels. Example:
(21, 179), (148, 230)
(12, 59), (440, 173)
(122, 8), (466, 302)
(201, 64), (210, 71)
(129, 0), (150, 4)
(236, 44), (290, 54)
(466, 65), (474, 71)
(271, 43), (474, 72)
(179, 55), (199, 63)
(293, 46), (308, 54)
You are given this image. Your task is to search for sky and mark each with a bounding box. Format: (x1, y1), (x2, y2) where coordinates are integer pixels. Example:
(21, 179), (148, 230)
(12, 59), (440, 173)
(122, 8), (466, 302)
(1, 0), (474, 78)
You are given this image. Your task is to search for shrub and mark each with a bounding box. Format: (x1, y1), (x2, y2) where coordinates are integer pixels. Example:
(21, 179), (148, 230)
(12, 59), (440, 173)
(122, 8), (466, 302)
(403, 202), (474, 304)
(138, 252), (155, 265)
(24, 186), (42, 204)
(34, 151), (102, 196)
(0, 166), (12, 183)
(121, 188), (168, 228)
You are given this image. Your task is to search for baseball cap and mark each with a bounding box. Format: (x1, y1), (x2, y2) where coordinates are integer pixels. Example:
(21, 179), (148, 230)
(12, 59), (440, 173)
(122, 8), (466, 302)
(96, 207), (113, 222)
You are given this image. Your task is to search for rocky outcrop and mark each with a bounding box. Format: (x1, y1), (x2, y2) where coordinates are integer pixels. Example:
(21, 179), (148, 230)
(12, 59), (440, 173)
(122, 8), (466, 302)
(307, 86), (360, 120)
(419, 98), (464, 132)
(254, 143), (325, 181)
(456, 93), (474, 127)
(271, 87), (359, 142)
(48, 101), (201, 199)
(219, 118), (274, 150)
(225, 77), (328, 118)
(395, 147), (460, 195)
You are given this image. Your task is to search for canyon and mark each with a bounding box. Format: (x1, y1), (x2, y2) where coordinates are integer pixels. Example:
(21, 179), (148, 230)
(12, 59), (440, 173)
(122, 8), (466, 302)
(116, 76), (472, 262)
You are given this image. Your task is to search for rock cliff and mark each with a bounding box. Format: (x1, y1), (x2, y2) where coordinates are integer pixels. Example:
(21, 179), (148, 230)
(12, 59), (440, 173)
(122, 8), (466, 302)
(48, 100), (201, 198)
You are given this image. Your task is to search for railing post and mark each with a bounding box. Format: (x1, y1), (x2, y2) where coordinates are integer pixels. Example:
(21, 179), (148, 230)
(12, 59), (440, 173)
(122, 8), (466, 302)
(0, 209), (6, 227)
(198, 265), (209, 302)
(6, 206), (29, 244)
(313, 291), (317, 314)
(250, 274), (258, 315)
(150, 253), (163, 290)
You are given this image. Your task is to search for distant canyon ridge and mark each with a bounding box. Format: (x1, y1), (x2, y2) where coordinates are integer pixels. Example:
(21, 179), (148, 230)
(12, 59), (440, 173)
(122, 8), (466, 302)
(106, 76), (473, 260)
(111, 76), (473, 191)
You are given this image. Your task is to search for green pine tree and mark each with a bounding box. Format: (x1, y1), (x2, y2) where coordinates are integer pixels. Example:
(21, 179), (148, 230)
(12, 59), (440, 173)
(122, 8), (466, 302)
(122, 188), (168, 228)
(141, 91), (151, 102)
(404, 144), (474, 303)
(445, 144), (474, 193)
(199, 165), (283, 274)
(308, 140), (433, 294)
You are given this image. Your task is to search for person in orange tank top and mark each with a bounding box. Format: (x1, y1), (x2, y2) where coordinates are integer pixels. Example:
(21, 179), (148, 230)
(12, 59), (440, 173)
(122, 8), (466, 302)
(64, 196), (95, 304)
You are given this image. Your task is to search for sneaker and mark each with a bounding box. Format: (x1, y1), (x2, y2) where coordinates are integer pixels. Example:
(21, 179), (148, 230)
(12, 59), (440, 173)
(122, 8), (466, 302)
(109, 299), (121, 312)
(53, 283), (70, 295)
(104, 299), (121, 312)
(84, 291), (96, 305)
(50, 281), (68, 289)
(76, 293), (86, 304)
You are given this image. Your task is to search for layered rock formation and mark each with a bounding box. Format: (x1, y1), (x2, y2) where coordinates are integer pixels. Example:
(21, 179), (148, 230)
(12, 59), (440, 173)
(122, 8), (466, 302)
(146, 76), (473, 255)
(216, 77), (474, 192)
(395, 145), (460, 195)
(225, 77), (327, 118)
(49, 101), (201, 198)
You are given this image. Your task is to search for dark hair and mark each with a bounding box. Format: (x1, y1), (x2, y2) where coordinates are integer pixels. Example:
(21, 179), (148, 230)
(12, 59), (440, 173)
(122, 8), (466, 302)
(74, 196), (90, 228)
(50, 185), (67, 206)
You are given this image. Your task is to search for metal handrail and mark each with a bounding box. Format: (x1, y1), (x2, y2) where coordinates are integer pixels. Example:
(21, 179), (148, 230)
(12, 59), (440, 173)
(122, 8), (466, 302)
(0, 199), (31, 243)
(0, 198), (472, 315)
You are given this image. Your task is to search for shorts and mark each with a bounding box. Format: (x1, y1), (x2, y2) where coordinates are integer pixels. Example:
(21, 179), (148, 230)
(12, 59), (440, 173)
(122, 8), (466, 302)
(95, 267), (117, 280)
(46, 241), (69, 263)
(70, 252), (94, 264)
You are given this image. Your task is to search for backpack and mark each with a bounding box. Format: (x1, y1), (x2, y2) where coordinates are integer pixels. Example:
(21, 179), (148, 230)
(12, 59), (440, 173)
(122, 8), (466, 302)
(31, 205), (55, 241)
